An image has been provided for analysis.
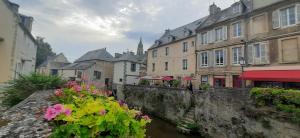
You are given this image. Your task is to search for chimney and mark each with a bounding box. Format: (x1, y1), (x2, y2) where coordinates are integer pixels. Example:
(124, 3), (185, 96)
(209, 3), (221, 15)
(8, 2), (19, 13)
(20, 15), (34, 32)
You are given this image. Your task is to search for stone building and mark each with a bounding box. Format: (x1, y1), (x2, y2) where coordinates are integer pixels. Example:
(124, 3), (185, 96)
(0, 0), (37, 83)
(59, 48), (114, 89)
(196, 0), (300, 88)
(113, 38), (147, 86)
(36, 53), (69, 76)
(147, 17), (207, 85)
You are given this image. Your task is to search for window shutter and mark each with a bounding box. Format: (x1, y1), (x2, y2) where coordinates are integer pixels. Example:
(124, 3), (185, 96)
(208, 51), (214, 67)
(211, 30), (215, 43)
(223, 26), (228, 40)
(207, 31), (211, 43)
(197, 34), (202, 45)
(272, 10), (280, 29)
(297, 4), (300, 24)
(197, 53), (201, 68)
(247, 45), (253, 64)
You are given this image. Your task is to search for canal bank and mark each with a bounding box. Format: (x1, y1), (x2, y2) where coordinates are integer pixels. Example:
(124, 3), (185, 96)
(119, 85), (300, 138)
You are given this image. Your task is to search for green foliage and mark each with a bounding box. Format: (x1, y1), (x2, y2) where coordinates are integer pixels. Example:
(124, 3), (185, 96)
(139, 79), (150, 86)
(250, 88), (300, 125)
(2, 73), (66, 107)
(186, 123), (199, 132)
(36, 37), (56, 67)
(199, 83), (210, 90)
(171, 80), (181, 88)
(48, 82), (151, 138)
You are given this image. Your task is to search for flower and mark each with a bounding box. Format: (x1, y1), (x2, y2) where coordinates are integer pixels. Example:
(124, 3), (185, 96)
(44, 107), (58, 121)
(118, 100), (125, 106)
(73, 85), (82, 93)
(142, 115), (150, 121)
(64, 109), (72, 116)
(54, 89), (63, 96)
(107, 90), (112, 96)
(53, 104), (64, 113)
(99, 109), (106, 116)
(135, 111), (142, 117)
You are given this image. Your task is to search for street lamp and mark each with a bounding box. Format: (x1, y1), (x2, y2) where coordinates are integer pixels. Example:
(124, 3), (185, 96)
(239, 57), (246, 88)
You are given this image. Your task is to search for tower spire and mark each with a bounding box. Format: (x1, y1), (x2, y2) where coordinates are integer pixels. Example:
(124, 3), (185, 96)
(137, 37), (144, 56)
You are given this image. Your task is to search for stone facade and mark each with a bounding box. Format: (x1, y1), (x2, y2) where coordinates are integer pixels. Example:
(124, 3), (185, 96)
(0, 0), (37, 83)
(36, 53), (69, 76)
(121, 85), (300, 138)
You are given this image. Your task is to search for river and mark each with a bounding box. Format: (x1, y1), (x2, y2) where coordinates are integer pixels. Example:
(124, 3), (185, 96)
(146, 117), (202, 138)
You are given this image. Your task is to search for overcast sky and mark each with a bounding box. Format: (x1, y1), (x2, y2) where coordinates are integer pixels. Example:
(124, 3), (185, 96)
(11, 0), (236, 61)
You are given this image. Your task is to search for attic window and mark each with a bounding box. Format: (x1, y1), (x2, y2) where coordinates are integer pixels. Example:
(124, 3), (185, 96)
(168, 36), (175, 42)
(184, 30), (192, 37)
(232, 3), (241, 13)
(155, 40), (161, 45)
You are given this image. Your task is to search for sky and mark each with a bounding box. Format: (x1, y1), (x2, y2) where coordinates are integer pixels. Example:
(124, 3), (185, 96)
(11, 0), (236, 62)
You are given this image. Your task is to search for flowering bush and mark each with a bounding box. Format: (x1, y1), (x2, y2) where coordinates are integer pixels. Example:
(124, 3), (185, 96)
(46, 82), (151, 138)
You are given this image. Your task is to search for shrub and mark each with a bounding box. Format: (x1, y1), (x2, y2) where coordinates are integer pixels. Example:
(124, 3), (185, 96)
(171, 80), (181, 88)
(47, 82), (151, 138)
(199, 83), (210, 90)
(2, 73), (66, 107)
(139, 79), (150, 86)
(250, 88), (300, 125)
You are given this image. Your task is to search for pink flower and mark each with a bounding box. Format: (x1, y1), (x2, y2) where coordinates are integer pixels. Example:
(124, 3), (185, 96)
(107, 90), (112, 96)
(142, 115), (150, 121)
(54, 89), (63, 96)
(64, 109), (72, 116)
(135, 111), (142, 117)
(73, 85), (82, 93)
(99, 109), (106, 116)
(53, 104), (64, 113)
(44, 107), (58, 121)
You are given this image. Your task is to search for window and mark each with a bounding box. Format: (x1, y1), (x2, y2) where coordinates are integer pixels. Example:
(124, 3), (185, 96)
(215, 50), (224, 66)
(254, 44), (261, 58)
(232, 47), (242, 65)
(77, 71), (82, 78)
(165, 47), (169, 56)
(192, 41), (195, 47)
(232, 3), (241, 13)
(215, 28), (223, 41)
(201, 32), (208, 44)
(280, 6), (296, 27)
(232, 22), (242, 37)
(94, 71), (101, 80)
(131, 63), (136, 72)
(182, 59), (188, 70)
(201, 75), (208, 84)
(152, 63), (155, 72)
(200, 52), (208, 67)
(165, 62), (168, 71)
(119, 78), (123, 82)
(152, 49), (157, 58)
(183, 42), (188, 52)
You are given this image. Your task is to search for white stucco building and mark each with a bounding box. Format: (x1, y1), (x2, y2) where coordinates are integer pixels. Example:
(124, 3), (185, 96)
(0, 0), (37, 83)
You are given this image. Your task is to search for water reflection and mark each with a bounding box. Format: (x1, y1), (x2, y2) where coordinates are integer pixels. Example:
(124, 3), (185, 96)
(146, 117), (201, 138)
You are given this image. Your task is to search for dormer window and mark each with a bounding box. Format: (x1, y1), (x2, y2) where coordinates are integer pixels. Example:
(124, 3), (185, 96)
(155, 40), (161, 45)
(184, 29), (192, 37)
(168, 36), (175, 42)
(232, 3), (241, 13)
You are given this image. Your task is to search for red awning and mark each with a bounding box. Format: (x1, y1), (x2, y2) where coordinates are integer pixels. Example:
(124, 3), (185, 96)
(240, 70), (300, 82)
(183, 76), (195, 81)
(162, 76), (173, 81)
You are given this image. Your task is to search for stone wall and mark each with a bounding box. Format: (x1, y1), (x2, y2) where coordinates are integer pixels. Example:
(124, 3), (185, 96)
(0, 84), (9, 112)
(123, 85), (192, 123)
(121, 86), (300, 138)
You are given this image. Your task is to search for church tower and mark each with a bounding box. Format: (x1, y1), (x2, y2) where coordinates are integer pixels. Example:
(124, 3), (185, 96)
(137, 37), (144, 56)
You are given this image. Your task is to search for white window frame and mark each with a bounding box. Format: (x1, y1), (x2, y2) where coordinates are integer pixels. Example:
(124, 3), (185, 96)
(232, 3), (241, 14)
(201, 75), (208, 84)
(215, 27), (223, 42)
(215, 49), (224, 66)
(152, 49), (157, 58)
(232, 47), (242, 65)
(201, 32), (208, 45)
(182, 59), (188, 70)
(232, 21), (242, 38)
(200, 52), (208, 67)
(279, 5), (297, 28)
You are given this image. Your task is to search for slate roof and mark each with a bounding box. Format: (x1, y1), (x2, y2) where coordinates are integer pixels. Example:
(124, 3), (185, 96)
(62, 62), (96, 70)
(149, 17), (208, 49)
(113, 52), (147, 64)
(197, 0), (252, 31)
(75, 48), (114, 62)
(38, 53), (68, 68)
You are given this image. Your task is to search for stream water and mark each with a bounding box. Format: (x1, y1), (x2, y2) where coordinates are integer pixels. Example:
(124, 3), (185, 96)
(146, 117), (202, 138)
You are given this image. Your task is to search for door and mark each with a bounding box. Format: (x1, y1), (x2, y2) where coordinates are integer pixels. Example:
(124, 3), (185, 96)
(233, 75), (241, 88)
(214, 78), (225, 88)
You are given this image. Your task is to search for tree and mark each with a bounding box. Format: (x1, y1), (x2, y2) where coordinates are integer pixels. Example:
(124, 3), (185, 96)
(35, 37), (56, 67)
